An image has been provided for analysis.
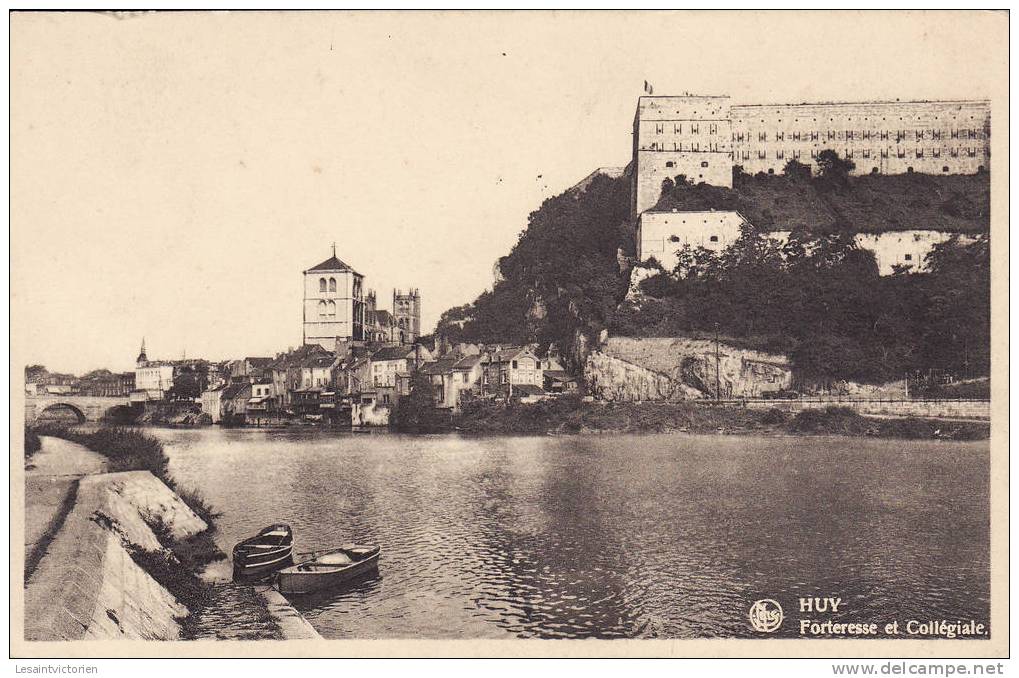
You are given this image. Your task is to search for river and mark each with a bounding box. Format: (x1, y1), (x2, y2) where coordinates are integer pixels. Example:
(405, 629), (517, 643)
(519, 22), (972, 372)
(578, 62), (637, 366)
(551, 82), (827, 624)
(154, 427), (990, 639)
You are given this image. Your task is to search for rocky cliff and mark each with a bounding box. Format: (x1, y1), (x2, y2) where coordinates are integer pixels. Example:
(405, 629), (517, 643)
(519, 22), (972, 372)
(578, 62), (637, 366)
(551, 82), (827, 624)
(584, 335), (793, 401)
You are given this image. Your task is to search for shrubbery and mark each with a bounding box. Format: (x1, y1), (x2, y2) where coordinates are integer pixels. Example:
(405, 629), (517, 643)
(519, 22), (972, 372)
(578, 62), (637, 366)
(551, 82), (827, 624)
(27, 425), (219, 524)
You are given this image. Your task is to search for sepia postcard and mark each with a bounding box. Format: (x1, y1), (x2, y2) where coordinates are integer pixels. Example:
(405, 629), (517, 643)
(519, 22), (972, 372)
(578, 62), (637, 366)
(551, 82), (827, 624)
(9, 9), (1009, 660)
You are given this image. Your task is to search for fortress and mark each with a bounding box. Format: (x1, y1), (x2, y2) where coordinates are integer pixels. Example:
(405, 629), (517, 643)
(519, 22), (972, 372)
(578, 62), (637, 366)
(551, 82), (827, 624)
(630, 94), (990, 275)
(631, 95), (991, 218)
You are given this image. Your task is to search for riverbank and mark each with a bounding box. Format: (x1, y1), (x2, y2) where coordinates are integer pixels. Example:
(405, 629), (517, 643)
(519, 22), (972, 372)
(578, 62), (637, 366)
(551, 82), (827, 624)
(454, 398), (990, 440)
(23, 429), (319, 641)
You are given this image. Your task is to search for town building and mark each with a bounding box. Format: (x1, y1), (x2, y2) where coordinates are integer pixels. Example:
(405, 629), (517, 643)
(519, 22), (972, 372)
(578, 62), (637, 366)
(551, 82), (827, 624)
(632, 95), (991, 218)
(77, 370), (136, 397)
(369, 344), (432, 406)
(302, 247), (366, 350)
(420, 357), (461, 409)
(133, 340), (174, 401)
(481, 347), (544, 398)
(221, 382), (252, 425)
(200, 385), (225, 423)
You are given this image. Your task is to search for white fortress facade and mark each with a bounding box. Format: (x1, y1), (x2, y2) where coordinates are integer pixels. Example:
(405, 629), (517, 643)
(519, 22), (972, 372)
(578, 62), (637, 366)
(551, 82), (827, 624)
(632, 95), (991, 217)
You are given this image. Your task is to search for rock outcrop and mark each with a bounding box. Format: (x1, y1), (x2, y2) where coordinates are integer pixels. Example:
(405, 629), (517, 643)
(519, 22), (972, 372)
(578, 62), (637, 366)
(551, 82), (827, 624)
(584, 335), (793, 401)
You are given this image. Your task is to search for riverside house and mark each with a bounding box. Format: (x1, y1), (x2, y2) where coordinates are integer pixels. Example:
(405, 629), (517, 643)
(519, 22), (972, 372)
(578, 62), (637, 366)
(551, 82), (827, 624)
(420, 357), (461, 410)
(481, 347), (544, 399)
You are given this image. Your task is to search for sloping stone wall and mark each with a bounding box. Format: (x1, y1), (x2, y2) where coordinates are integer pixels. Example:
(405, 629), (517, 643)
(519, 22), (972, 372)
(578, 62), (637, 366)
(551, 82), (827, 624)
(24, 471), (206, 641)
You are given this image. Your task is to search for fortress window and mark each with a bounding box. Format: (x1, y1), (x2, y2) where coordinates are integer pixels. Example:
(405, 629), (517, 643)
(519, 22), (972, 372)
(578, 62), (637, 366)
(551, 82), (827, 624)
(759, 132), (767, 141)
(655, 124), (664, 134)
(318, 300), (328, 318)
(846, 131), (854, 140)
(943, 166), (950, 173)
(916, 149), (924, 158)
(666, 161), (675, 168)
(709, 236), (719, 242)
(768, 168), (775, 174)
(907, 166), (914, 173)
(329, 277), (337, 292)
(674, 123), (682, 134)
(904, 254), (913, 261)
(691, 124), (699, 134)
(872, 167), (879, 174)
(319, 278), (327, 292)
(701, 161), (709, 168)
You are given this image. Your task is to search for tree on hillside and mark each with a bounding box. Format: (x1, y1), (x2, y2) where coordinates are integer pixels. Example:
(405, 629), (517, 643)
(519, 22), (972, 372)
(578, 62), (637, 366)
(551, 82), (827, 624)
(815, 149), (855, 190)
(782, 158), (812, 181)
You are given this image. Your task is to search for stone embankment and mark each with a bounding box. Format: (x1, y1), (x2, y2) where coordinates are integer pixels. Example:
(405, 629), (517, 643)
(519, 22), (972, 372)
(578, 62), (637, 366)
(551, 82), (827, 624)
(24, 437), (320, 641)
(24, 470), (206, 640)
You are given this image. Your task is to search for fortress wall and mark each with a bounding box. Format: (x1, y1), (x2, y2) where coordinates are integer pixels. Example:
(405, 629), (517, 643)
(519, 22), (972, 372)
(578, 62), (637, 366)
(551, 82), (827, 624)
(732, 99), (990, 177)
(633, 96), (991, 215)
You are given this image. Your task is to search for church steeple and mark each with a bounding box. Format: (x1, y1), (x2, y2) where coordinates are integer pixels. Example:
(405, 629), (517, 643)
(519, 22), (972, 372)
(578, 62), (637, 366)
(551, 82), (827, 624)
(136, 337), (148, 367)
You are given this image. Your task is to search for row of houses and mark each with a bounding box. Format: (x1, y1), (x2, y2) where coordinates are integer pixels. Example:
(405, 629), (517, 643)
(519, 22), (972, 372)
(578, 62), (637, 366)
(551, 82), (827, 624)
(199, 341), (577, 426)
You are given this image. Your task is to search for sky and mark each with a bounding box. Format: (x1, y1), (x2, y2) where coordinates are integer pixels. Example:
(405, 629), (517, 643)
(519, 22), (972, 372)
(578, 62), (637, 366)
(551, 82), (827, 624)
(11, 10), (1006, 374)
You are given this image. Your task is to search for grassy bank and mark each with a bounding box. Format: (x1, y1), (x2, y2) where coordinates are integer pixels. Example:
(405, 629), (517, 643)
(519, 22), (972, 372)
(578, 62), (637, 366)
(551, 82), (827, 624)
(27, 424), (219, 523)
(455, 398), (989, 440)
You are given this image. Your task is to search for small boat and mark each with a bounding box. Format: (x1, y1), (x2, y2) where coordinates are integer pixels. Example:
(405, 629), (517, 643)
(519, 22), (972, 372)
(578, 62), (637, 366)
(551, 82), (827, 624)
(276, 544), (381, 595)
(232, 524), (294, 580)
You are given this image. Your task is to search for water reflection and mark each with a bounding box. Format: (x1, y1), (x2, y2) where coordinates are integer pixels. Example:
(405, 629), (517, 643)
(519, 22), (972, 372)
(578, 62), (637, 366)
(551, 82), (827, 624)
(157, 428), (989, 639)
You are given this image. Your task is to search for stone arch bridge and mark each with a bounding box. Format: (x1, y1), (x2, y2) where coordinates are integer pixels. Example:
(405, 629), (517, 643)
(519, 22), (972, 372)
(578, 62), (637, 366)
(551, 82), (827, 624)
(25, 394), (133, 424)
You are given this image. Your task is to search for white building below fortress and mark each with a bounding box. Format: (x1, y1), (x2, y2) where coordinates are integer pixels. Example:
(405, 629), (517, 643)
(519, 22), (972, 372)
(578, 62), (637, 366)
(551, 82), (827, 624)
(636, 210), (968, 276)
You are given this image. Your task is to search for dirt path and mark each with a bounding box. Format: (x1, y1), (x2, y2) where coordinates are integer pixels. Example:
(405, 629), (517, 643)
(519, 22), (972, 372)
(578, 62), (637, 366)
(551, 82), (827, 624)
(24, 436), (109, 579)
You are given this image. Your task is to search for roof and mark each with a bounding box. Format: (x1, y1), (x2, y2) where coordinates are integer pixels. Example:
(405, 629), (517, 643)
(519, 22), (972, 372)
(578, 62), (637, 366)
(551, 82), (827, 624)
(453, 354), (482, 369)
(512, 384), (546, 397)
(245, 357), (273, 366)
(487, 347), (532, 363)
(419, 358), (458, 375)
(301, 355), (336, 369)
(375, 310), (394, 325)
(306, 255), (356, 273)
(371, 346), (413, 362)
(222, 383), (251, 400)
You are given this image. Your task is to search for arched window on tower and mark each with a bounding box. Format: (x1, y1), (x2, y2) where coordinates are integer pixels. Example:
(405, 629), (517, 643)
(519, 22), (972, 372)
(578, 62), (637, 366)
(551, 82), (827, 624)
(319, 278), (327, 293)
(329, 277), (337, 292)
(318, 300), (328, 318)
(328, 301), (336, 318)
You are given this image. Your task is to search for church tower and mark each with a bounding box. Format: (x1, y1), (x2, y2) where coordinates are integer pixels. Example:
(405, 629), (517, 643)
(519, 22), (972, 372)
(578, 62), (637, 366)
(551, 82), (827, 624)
(392, 288), (421, 345)
(303, 246), (365, 350)
(136, 338), (148, 368)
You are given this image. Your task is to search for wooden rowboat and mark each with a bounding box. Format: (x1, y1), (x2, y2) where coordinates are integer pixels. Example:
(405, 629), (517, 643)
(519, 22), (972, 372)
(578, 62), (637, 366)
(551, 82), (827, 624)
(276, 544), (381, 595)
(232, 524), (294, 580)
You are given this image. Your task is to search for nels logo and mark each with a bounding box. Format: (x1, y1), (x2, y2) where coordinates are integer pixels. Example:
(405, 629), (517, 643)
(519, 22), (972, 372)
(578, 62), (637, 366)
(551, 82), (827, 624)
(748, 599), (783, 633)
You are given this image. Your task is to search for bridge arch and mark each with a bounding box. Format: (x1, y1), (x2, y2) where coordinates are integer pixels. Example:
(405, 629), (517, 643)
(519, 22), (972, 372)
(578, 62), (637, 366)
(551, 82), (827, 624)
(37, 403), (87, 424)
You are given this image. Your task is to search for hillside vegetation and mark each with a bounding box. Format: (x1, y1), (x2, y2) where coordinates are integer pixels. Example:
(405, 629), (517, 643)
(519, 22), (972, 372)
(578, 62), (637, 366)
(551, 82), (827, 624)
(655, 167), (989, 234)
(436, 160), (990, 385)
(435, 173), (633, 364)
